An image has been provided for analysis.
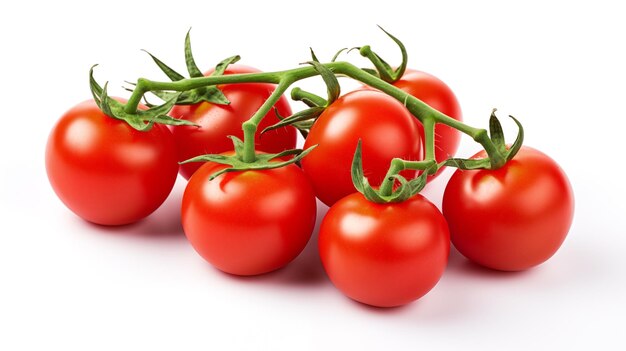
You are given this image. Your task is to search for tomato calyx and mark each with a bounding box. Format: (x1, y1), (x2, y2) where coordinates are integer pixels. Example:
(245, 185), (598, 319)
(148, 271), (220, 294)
(262, 50), (340, 137)
(181, 136), (317, 180)
(141, 29), (237, 106)
(89, 66), (197, 132)
(443, 109), (525, 170)
(353, 25), (408, 84)
(351, 140), (431, 204)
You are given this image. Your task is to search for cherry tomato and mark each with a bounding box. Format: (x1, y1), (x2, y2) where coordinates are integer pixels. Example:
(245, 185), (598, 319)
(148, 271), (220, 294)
(393, 69), (462, 178)
(171, 65), (297, 180)
(182, 156), (317, 276)
(319, 193), (450, 307)
(442, 146), (574, 271)
(301, 90), (421, 206)
(46, 99), (178, 225)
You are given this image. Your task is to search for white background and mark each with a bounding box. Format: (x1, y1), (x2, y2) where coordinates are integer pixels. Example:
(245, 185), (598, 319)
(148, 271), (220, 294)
(1, 1), (624, 350)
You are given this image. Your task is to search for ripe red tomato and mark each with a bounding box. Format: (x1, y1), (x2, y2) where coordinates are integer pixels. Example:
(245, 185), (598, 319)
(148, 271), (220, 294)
(442, 146), (574, 271)
(301, 90), (421, 206)
(181, 157), (317, 275)
(393, 69), (462, 177)
(46, 99), (178, 225)
(318, 193), (450, 307)
(170, 65), (297, 180)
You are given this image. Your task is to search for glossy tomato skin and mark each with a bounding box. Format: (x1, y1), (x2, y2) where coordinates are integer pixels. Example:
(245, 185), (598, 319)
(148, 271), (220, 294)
(182, 158), (317, 276)
(301, 90), (421, 207)
(45, 99), (178, 225)
(442, 146), (574, 271)
(171, 65), (296, 180)
(319, 193), (450, 307)
(393, 69), (462, 178)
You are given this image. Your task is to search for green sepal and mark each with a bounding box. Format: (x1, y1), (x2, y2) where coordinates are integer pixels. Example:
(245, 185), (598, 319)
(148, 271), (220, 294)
(505, 115), (524, 162)
(351, 140), (367, 193)
(358, 26), (408, 83)
(261, 106), (325, 134)
(228, 135), (245, 156)
(142, 33), (236, 106)
(180, 141), (318, 181)
(309, 48), (320, 63)
(331, 48), (348, 62)
(350, 140), (430, 204)
(449, 110), (525, 171)
(184, 29), (204, 78)
(142, 50), (185, 81)
(305, 59), (340, 104)
(489, 109), (507, 154)
(377, 25), (408, 81)
(212, 55), (241, 76)
(89, 66), (198, 131)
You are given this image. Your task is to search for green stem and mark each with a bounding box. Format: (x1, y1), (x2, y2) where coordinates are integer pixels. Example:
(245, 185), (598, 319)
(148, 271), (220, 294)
(123, 61), (505, 166)
(241, 80), (292, 163)
(379, 158), (436, 196)
(359, 45), (394, 83)
(124, 71), (286, 114)
(291, 87), (327, 107)
(423, 116), (436, 162)
(334, 63), (506, 165)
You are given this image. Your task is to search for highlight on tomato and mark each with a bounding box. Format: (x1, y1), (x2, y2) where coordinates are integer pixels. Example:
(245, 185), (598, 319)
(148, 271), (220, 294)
(301, 89), (421, 207)
(318, 141), (449, 307)
(443, 146), (574, 271)
(45, 99), (179, 225)
(181, 150), (317, 276)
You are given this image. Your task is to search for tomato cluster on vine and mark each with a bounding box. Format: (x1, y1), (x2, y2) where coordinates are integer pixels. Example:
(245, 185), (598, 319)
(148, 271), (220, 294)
(45, 29), (574, 308)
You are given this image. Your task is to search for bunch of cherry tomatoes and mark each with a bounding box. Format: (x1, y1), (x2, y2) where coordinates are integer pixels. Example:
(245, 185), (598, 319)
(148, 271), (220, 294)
(45, 31), (574, 308)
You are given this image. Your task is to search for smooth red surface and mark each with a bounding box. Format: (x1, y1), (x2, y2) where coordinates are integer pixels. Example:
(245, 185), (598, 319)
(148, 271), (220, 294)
(182, 159), (317, 276)
(171, 65), (297, 180)
(443, 147), (574, 271)
(319, 193), (450, 307)
(45, 99), (178, 225)
(301, 90), (421, 206)
(393, 69), (462, 178)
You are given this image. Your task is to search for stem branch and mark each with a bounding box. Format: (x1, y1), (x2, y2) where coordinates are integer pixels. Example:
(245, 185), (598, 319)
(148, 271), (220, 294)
(241, 79), (292, 162)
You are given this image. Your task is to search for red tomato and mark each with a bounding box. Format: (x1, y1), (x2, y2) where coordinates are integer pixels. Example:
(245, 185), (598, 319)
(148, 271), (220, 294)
(301, 90), (421, 206)
(182, 157), (317, 275)
(393, 69), (462, 177)
(46, 99), (178, 225)
(319, 193), (450, 307)
(442, 146), (574, 271)
(171, 65), (297, 180)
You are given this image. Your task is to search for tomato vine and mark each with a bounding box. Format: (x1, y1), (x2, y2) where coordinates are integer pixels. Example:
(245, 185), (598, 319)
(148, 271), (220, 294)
(90, 28), (524, 203)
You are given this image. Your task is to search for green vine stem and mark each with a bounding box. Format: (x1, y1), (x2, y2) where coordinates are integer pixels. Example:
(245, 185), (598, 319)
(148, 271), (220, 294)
(121, 61), (507, 169)
(241, 80), (292, 162)
(291, 87), (327, 107)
